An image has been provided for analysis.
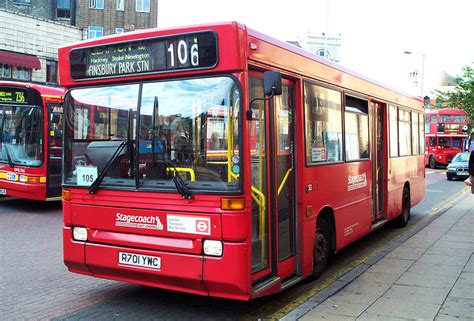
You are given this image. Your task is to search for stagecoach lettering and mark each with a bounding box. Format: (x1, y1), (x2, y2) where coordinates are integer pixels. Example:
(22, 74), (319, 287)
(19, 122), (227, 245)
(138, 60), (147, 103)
(115, 213), (164, 230)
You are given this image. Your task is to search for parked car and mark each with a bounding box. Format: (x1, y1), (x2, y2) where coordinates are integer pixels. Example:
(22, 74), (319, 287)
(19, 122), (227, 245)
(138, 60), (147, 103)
(446, 152), (470, 180)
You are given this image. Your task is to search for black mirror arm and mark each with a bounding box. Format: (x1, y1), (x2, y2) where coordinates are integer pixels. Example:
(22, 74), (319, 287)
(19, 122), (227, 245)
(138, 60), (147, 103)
(247, 91), (275, 121)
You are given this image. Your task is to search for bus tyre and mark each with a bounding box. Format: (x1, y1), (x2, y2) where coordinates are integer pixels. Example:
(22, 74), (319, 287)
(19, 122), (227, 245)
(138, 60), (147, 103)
(395, 187), (410, 228)
(429, 155), (437, 169)
(311, 218), (330, 279)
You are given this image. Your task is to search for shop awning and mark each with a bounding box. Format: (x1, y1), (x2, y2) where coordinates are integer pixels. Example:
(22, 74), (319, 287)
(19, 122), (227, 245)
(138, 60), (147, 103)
(0, 50), (41, 70)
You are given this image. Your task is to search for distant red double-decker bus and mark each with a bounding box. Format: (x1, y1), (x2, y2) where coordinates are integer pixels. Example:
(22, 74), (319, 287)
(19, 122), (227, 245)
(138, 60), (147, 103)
(0, 81), (63, 201)
(59, 22), (425, 300)
(424, 108), (470, 168)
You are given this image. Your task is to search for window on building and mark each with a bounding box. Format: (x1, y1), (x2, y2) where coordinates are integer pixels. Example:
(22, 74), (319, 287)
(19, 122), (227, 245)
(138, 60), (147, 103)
(344, 96), (369, 161)
(89, 0), (104, 9)
(398, 109), (412, 156)
(0, 64), (12, 78)
(14, 67), (31, 81)
(88, 26), (104, 39)
(46, 60), (58, 84)
(117, 0), (125, 10)
(136, 0), (150, 12)
(304, 82), (343, 164)
(57, 0), (71, 18)
(115, 27), (125, 34)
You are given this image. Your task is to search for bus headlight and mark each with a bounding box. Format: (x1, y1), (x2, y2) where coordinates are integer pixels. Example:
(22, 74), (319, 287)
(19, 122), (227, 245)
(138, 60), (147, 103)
(19, 175), (28, 183)
(73, 227), (88, 241)
(203, 240), (223, 257)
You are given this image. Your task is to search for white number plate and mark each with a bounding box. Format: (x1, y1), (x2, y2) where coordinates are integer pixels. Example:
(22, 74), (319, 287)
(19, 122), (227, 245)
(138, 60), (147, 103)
(6, 172), (18, 181)
(118, 252), (161, 270)
(0, 188), (6, 195)
(76, 166), (98, 186)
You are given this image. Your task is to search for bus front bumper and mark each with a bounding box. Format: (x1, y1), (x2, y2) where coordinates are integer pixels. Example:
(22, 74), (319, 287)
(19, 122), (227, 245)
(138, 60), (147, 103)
(0, 179), (46, 200)
(63, 227), (250, 300)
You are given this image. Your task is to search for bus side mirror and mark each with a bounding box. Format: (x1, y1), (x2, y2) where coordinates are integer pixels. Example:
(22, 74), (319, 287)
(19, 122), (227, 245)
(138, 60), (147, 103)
(263, 71), (282, 96)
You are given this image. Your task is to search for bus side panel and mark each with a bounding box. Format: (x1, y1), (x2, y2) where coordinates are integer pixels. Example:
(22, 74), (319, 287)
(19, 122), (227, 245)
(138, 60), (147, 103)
(203, 242), (251, 300)
(302, 162), (373, 252)
(386, 156), (425, 221)
(410, 156), (426, 207)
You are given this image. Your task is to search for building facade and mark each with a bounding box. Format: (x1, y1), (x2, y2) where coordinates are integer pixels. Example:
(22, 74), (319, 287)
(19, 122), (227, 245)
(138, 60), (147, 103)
(76, 0), (157, 38)
(0, 0), (157, 84)
(0, 8), (84, 84)
(298, 33), (342, 63)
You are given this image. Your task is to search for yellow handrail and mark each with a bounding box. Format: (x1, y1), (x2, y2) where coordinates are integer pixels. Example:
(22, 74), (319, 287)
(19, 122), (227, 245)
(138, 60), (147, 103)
(166, 167), (196, 181)
(277, 168), (293, 196)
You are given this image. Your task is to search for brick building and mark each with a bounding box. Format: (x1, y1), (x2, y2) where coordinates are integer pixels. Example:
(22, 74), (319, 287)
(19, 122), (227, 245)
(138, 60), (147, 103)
(0, 8), (84, 84)
(0, 0), (157, 84)
(76, 0), (157, 38)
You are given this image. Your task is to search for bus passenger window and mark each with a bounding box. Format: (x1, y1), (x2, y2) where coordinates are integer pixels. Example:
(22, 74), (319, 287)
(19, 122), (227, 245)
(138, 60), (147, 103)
(344, 96), (369, 161)
(304, 82), (342, 164)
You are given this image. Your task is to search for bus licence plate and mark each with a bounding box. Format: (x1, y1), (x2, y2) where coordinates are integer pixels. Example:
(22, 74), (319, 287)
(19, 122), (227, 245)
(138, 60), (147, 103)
(6, 172), (18, 181)
(0, 188), (6, 195)
(118, 252), (161, 270)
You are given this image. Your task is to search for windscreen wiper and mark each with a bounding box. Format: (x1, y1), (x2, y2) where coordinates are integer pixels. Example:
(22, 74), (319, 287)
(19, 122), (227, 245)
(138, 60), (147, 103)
(88, 140), (128, 194)
(167, 160), (192, 200)
(4, 145), (15, 168)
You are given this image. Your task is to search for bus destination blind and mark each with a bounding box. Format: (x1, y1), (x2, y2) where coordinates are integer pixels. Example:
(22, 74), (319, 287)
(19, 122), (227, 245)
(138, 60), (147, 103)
(70, 31), (218, 80)
(0, 88), (28, 104)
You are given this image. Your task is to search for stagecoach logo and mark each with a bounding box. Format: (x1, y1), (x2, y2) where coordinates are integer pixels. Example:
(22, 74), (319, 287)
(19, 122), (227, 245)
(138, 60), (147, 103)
(347, 173), (367, 191)
(115, 213), (164, 230)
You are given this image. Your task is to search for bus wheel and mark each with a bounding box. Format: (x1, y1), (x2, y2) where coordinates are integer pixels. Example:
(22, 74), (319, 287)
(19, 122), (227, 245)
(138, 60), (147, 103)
(311, 218), (330, 279)
(429, 155), (437, 169)
(395, 187), (410, 228)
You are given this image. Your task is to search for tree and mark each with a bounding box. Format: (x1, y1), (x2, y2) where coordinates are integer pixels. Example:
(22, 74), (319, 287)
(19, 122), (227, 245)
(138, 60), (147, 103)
(436, 64), (474, 124)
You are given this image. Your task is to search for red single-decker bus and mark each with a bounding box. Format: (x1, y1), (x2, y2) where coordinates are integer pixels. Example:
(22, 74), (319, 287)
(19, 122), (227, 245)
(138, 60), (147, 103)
(59, 22), (425, 300)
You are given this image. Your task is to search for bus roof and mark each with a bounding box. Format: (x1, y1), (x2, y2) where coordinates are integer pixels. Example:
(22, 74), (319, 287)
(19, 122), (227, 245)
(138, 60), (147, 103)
(0, 80), (64, 97)
(58, 21), (421, 108)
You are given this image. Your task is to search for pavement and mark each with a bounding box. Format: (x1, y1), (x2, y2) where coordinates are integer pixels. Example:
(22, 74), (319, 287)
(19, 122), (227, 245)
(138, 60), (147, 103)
(282, 190), (474, 321)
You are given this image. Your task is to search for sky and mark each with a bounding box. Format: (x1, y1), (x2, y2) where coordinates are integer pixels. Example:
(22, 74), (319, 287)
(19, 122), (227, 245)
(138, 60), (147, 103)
(157, 0), (474, 97)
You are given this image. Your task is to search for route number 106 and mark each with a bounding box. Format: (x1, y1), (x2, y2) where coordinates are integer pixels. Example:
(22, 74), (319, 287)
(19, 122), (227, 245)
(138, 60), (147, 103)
(167, 40), (199, 68)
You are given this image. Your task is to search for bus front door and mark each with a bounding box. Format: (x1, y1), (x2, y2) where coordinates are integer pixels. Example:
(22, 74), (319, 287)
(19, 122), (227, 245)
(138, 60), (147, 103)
(249, 74), (297, 291)
(271, 81), (297, 282)
(372, 101), (386, 220)
(46, 103), (63, 199)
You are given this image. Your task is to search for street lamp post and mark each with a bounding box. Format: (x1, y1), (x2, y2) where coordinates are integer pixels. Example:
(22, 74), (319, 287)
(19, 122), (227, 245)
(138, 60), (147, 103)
(404, 51), (425, 97)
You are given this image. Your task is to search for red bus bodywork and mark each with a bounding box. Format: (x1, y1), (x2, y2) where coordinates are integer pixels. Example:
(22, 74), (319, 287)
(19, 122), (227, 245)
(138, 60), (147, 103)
(59, 22), (425, 300)
(424, 108), (470, 168)
(0, 81), (63, 201)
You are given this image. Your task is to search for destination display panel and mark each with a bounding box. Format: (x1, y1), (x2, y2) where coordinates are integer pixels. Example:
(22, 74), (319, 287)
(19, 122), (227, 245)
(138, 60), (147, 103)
(70, 31), (218, 80)
(0, 87), (29, 104)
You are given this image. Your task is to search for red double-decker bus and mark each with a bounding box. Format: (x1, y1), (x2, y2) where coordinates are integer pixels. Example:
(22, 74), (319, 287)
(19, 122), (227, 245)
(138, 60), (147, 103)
(424, 108), (470, 168)
(59, 22), (425, 300)
(0, 81), (64, 201)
